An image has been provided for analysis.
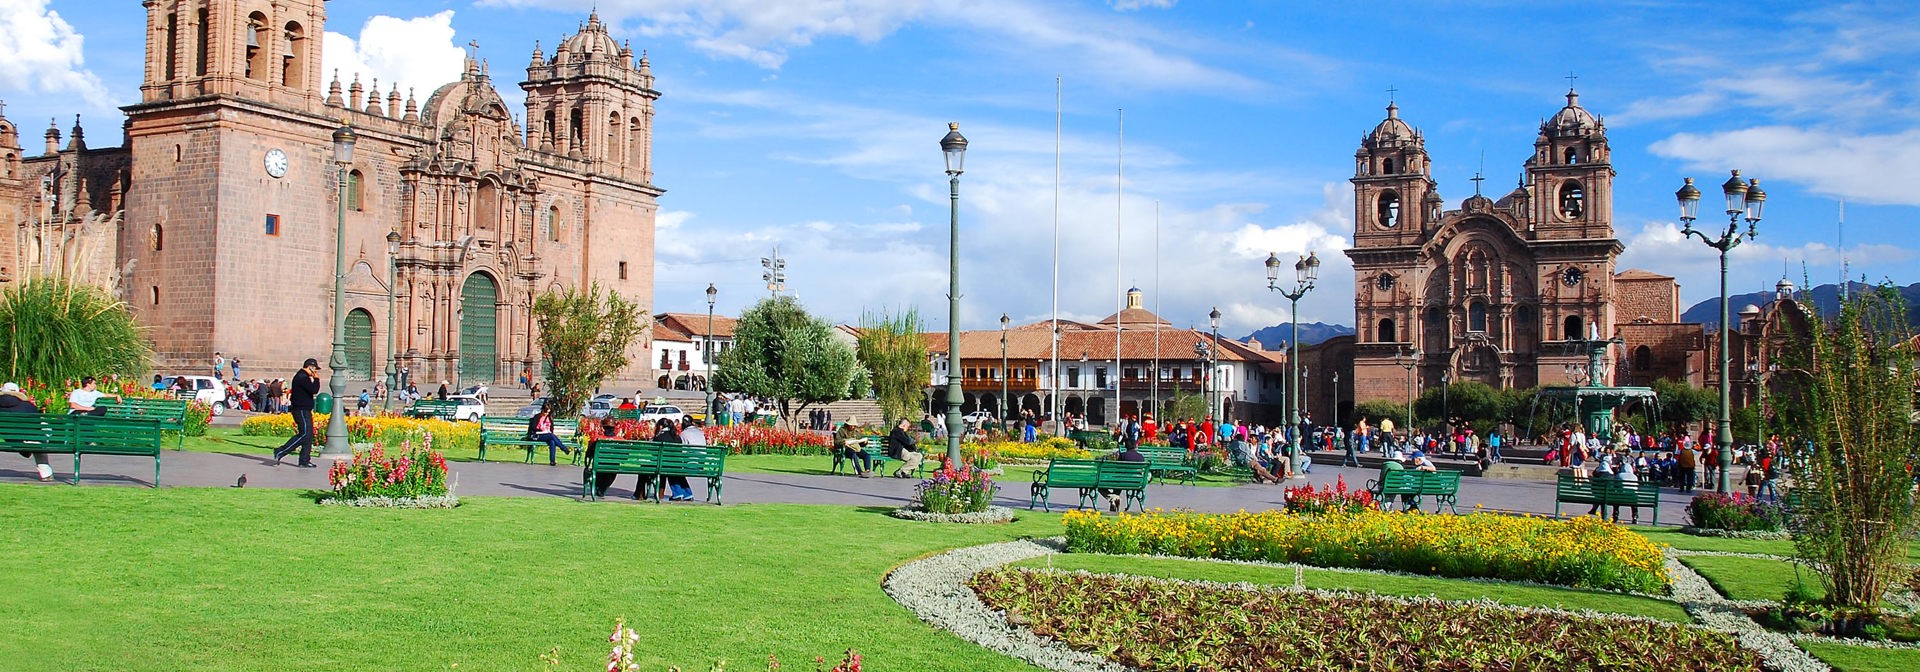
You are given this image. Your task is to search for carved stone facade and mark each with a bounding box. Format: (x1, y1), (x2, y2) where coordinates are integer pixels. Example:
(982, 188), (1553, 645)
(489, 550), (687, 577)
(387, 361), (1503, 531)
(0, 2), (661, 387)
(1337, 91), (1703, 415)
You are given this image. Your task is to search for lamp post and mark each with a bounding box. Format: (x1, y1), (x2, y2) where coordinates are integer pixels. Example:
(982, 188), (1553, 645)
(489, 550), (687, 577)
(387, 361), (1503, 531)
(1747, 361), (1776, 453)
(1332, 370), (1340, 430)
(1265, 251), (1319, 445)
(1441, 371), (1450, 432)
(382, 230), (400, 412)
(1208, 307), (1221, 420)
(322, 123), (357, 458)
(939, 122), (968, 465)
(1192, 339), (1212, 421)
(1396, 347), (1420, 432)
(705, 283), (717, 424)
(1675, 171), (1765, 493)
(1000, 312), (1010, 425)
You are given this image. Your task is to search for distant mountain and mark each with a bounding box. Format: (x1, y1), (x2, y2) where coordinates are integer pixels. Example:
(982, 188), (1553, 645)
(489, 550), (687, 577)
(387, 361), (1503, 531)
(1680, 281), (1920, 328)
(1243, 322), (1355, 350)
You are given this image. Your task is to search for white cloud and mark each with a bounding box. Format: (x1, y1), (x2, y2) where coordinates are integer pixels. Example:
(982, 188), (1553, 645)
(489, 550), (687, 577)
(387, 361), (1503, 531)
(1617, 219), (1916, 311)
(0, 0), (113, 109)
(478, 0), (1263, 92)
(1110, 0), (1177, 11)
(322, 11), (466, 100)
(1651, 126), (1920, 207)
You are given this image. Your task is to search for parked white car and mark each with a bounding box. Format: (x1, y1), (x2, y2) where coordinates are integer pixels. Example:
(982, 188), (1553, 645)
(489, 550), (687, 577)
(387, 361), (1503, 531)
(634, 404), (685, 425)
(159, 375), (231, 415)
(446, 394), (487, 422)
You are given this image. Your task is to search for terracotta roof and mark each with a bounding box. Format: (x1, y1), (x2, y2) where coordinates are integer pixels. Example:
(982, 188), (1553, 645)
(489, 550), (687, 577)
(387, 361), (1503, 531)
(1095, 307), (1173, 327)
(651, 324), (690, 343)
(927, 327), (1280, 363)
(1614, 269), (1673, 281)
(655, 312), (738, 339)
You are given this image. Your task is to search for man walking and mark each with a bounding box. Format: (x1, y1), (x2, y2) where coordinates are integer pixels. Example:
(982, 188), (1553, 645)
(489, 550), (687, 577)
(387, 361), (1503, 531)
(213, 352), (226, 381)
(272, 359), (322, 468)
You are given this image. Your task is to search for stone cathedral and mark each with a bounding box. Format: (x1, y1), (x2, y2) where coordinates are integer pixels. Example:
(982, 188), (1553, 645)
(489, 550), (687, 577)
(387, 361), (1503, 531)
(1335, 90), (1704, 415)
(0, 2), (662, 388)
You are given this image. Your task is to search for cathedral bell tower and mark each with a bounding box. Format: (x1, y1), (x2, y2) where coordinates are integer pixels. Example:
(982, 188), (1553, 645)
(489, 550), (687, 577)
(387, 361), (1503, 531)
(521, 11), (660, 185)
(1351, 101), (1438, 248)
(1527, 89), (1614, 241)
(140, 0), (325, 106)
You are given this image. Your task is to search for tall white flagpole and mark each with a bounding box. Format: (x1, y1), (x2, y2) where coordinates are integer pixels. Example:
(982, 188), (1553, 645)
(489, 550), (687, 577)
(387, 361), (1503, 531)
(1050, 76), (1062, 436)
(1115, 108), (1124, 429)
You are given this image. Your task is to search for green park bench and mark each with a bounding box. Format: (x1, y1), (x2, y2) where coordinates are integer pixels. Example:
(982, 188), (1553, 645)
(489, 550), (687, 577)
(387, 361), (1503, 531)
(404, 399), (462, 421)
(608, 408), (643, 421)
(585, 440), (727, 504)
(1554, 474), (1662, 525)
(1136, 445), (1197, 485)
(0, 413), (164, 486)
(98, 397), (191, 450)
(1368, 470), (1462, 513)
(477, 416), (581, 465)
(829, 435), (891, 476)
(1029, 458), (1149, 512)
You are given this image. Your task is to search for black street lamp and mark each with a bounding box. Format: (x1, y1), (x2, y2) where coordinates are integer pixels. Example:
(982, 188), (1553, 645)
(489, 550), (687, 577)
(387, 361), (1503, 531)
(1676, 171), (1765, 493)
(940, 123), (968, 465)
(705, 282), (717, 423)
(1265, 251), (1319, 446)
(1000, 312), (1010, 423)
(382, 229), (401, 412)
(1209, 307), (1221, 419)
(323, 123), (356, 458)
(1396, 346), (1421, 433)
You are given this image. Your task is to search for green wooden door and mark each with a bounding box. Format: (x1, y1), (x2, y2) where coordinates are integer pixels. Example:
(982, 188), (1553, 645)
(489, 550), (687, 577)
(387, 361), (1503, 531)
(344, 309), (374, 379)
(460, 273), (498, 384)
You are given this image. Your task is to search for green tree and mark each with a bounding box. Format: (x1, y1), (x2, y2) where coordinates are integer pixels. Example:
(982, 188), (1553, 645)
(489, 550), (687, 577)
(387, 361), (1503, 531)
(1162, 388), (1208, 422)
(1650, 378), (1719, 429)
(0, 278), (150, 385)
(533, 283), (647, 417)
(1776, 284), (1920, 612)
(1352, 399), (1411, 430)
(1413, 380), (1509, 430)
(713, 296), (865, 428)
(855, 307), (930, 425)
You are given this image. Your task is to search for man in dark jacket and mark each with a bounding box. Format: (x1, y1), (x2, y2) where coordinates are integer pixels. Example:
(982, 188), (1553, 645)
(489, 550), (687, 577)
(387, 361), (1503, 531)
(272, 359), (323, 467)
(1, 382), (53, 481)
(887, 418), (922, 478)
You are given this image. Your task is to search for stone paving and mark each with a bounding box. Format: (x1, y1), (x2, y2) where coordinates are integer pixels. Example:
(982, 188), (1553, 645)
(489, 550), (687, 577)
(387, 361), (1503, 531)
(1, 448), (1699, 523)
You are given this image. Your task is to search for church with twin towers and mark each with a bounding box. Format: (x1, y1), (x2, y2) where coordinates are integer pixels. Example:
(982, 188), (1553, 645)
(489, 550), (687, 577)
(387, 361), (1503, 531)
(0, 2), (662, 388)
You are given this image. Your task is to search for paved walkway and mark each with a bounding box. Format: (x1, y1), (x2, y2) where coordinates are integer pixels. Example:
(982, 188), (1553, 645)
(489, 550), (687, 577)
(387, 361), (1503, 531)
(0, 449), (1699, 523)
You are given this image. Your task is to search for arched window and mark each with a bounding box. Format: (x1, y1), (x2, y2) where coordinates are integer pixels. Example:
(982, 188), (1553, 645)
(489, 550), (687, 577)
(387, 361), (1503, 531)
(568, 108), (584, 151)
(628, 117), (643, 167)
(150, 286), (160, 305)
(1468, 301), (1487, 332)
(1563, 315), (1584, 341)
(1516, 305), (1535, 332)
(346, 170), (365, 211)
(546, 205), (562, 242)
(1377, 318), (1397, 343)
(150, 224), (164, 252)
(1382, 158), (1396, 175)
(606, 111), (620, 162)
(245, 13), (269, 80)
(475, 182), (499, 230)
(1633, 345), (1652, 373)
(542, 110), (556, 146)
(194, 9), (209, 76)
(1564, 147), (1579, 164)
(1559, 180), (1585, 218)
(282, 22), (306, 88)
(1376, 191), (1400, 228)
(164, 13), (178, 80)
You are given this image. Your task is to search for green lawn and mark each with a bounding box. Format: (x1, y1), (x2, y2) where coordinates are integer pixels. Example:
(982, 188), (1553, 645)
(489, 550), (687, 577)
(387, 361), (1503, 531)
(1681, 555), (1823, 602)
(0, 485), (1062, 671)
(1800, 642), (1920, 672)
(1627, 527), (1920, 563)
(1009, 553), (1694, 623)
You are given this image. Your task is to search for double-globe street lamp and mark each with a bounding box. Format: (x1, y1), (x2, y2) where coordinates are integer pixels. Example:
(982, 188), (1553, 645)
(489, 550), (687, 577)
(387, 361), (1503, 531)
(1208, 307), (1221, 418)
(323, 123), (357, 458)
(1265, 251), (1320, 446)
(1675, 171), (1766, 493)
(1192, 337), (1213, 420)
(1000, 312), (1010, 425)
(940, 123), (968, 465)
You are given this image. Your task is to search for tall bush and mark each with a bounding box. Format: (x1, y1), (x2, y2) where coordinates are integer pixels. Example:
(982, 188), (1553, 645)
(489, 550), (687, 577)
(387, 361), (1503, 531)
(0, 278), (150, 385)
(855, 307), (929, 425)
(533, 283), (647, 417)
(1776, 284), (1920, 612)
(713, 296), (866, 428)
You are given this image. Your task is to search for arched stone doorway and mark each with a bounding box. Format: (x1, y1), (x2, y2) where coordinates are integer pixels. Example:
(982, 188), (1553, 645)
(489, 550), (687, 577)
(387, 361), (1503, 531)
(344, 308), (374, 379)
(459, 272), (500, 385)
(1021, 394), (1041, 415)
(1087, 397), (1107, 426)
(1064, 396), (1084, 419)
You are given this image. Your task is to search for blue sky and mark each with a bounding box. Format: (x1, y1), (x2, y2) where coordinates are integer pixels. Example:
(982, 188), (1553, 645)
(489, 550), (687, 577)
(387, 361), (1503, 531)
(6, 0), (1917, 337)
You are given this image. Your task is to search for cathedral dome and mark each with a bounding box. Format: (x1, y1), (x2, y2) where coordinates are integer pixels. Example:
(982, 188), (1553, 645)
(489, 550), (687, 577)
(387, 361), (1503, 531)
(1544, 89), (1601, 136)
(1367, 102), (1418, 146)
(559, 11), (621, 57)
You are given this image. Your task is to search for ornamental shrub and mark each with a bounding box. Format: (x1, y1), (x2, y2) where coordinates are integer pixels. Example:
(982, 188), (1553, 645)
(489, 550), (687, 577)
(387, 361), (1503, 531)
(325, 439), (449, 501)
(704, 423), (831, 455)
(1063, 508), (1670, 593)
(912, 461), (997, 514)
(241, 413), (479, 455)
(1686, 492), (1788, 532)
(963, 437), (1089, 463)
(181, 401), (211, 437)
(1284, 476), (1376, 515)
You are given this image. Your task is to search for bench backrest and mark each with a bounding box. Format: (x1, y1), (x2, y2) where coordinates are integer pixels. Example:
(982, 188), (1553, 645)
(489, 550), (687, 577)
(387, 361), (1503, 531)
(1420, 470), (1461, 493)
(99, 398), (190, 425)
(608, 408), (643, 421)
(72, 416), (164, 455)
(592, 439), (655, 470)
(0, 412), (72, 446)
(1379, 469), (1425, 491)
(656, 443), (725, 476)
(1137, 446), (1187, 465)
(1042, 458), (1103, 487)
(1095, 460), (1150, 489)
(480, 416), (529, 435)
(1556, 473), (1597, 497)
(552, 418), (579, 439)
(591, 440), (722, 475)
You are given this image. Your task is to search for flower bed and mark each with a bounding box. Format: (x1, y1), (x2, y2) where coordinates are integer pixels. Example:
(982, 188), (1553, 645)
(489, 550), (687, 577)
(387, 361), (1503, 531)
(889, 505), (1017, 524)
(913, 462), (998, 515)
(970, 569), (1762, 672)
(1686, 492), (1788, 533)
(964, 437), (1091, 463)
(1063, 509), (1670, 593)
(1283, 476), (1375, 515)
(241, 413), (479, 455)
(704, 423), (832, 455)
(322, 440), (451, 506)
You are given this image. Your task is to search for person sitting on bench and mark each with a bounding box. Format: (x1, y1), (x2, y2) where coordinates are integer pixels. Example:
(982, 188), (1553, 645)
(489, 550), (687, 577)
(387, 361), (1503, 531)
(886, 418), (922, 478)
(1, 382), (53, 481)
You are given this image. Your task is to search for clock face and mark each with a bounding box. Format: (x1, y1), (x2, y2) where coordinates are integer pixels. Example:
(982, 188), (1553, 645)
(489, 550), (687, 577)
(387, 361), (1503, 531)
(1562, 267), (1585, 286)
(263, 149), (288, 178)
(1376, 274), (1397, 291)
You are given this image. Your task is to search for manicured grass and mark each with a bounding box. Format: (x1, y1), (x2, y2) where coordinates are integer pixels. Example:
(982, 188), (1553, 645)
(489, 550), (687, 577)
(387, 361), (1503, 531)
(1681, 555), (1823, 602)
(1627, 527), (1920, 562)
(1800, 642), (1920, 672)
(1009, 553), (1694, 623)
(0, 485), (1062, 671)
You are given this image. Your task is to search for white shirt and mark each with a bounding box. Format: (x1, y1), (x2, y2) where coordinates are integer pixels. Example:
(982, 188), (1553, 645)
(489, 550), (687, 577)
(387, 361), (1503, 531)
(680, 426), (707, 446)
(69, 388), (105, 410)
